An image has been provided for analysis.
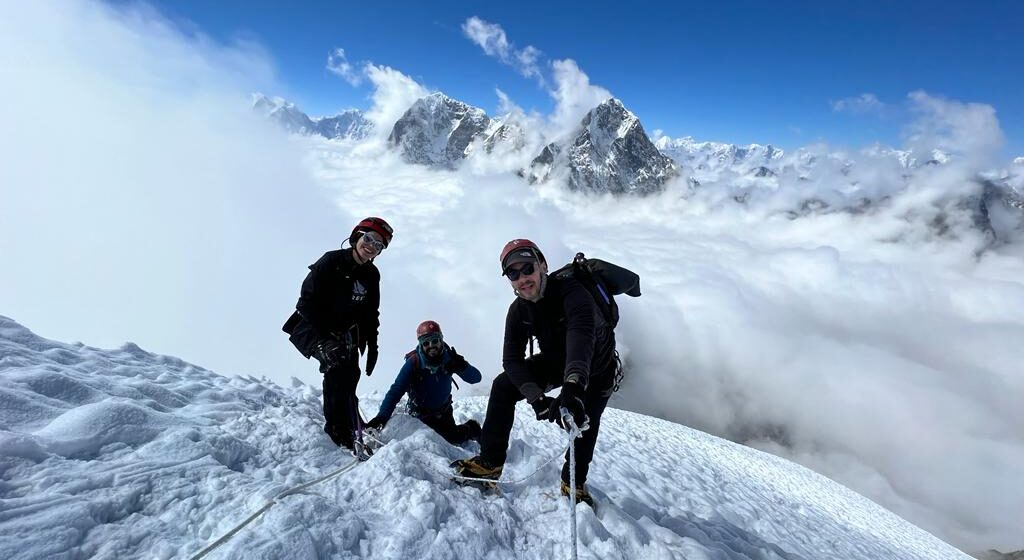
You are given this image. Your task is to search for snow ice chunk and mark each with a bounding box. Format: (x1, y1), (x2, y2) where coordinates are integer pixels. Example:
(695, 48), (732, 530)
(33, 398), (171, 458)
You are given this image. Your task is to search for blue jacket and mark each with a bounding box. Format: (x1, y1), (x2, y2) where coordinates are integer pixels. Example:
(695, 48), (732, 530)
(375, 344), (482, 421)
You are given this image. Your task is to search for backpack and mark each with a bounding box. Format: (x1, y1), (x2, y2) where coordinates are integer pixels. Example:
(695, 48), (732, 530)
(550, 252), (641, 328)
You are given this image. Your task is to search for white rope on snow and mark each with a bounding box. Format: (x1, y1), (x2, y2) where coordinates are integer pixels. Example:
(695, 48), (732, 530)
(188, 457), (361, 560)
(190, 405), (590, 559)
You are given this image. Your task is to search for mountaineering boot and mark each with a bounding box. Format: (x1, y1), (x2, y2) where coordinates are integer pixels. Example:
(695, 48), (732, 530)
(560, 480), (596, 509)
(325, 424), (354, 450)
(362, 428), (385, 452)
(450, 455), (502, 491)
(352, 439), (373, 462)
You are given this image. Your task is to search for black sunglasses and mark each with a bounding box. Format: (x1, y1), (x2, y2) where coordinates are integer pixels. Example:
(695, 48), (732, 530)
(504, 262), (535, 281)
(420, 335), (443, 349)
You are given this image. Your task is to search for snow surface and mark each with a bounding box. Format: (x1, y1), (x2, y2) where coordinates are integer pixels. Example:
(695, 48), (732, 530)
(0, 316), (969, 560)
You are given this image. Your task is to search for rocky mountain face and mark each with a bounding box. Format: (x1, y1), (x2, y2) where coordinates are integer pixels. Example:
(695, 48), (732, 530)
(483, 121), (527, 154)
(313, 110), (374, 140)
(526, 98), (678, 195)
(251, 94), (372, 140)
(386, 94), (675, 195)
(387, 93), (502, 168)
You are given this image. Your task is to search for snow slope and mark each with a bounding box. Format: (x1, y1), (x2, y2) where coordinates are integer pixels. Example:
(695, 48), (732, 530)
(0, 316), (969, 560)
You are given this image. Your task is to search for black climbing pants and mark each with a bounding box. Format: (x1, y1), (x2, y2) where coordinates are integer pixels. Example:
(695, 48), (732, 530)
(479, 354), (613, 485)
(322, 354), (363, 449)
(415, 401), (481, 445)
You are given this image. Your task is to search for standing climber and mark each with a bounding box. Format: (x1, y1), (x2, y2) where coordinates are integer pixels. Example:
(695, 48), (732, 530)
(452, 239), (618, 506)
(283, 217), (393, 455)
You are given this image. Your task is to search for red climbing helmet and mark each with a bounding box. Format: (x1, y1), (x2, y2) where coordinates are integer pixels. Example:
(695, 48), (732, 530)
(350, 217), (394, 248)
(416, 320), (442, 341)
(499, 238), (545, 275)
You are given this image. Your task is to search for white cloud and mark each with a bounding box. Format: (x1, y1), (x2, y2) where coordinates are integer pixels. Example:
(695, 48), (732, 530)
(0, 0), (341, 385)
(495, 88), (519, 116)
(326, 47), (363, 86)
(362, 63), (431, 139)
(462, 16), (543, 83)
(461, 18), (615, 139)
(903, 90), (1004, 167)
(831, 92), (885, 114)
(548, 59), (613, 136)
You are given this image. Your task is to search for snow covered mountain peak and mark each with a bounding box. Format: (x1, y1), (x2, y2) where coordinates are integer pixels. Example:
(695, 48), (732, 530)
(252, 93), (316, 135)
(388, 93), (499, 168)
(251, 93), (293, 113)
(0, 316), (974, 559)
(588, 97), (639, 138)
(526, 97), (678, 195)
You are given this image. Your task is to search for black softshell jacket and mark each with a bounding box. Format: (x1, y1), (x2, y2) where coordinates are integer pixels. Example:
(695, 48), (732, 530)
(501, 275), (616, 402)
(288, 248), (380, 357)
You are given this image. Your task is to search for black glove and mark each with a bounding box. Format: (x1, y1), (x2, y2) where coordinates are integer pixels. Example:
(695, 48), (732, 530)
(547, 382), (587, 430)
(531, 395), (556, 421)
(313, 339), (345, 374)
(447, 346), (468, 373)
(366, 415), (387, 431)
(365, 343), (378, 376)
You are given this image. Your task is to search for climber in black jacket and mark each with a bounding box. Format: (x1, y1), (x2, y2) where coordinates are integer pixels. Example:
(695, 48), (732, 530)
(452, 239), (616, 507)
(283, 217), (394, 453)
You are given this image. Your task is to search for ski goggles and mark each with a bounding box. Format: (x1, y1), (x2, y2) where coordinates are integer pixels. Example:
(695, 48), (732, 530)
(504, 262), (536, 282)
(418, 333), (443, 349)
(360, 231), (386, 254)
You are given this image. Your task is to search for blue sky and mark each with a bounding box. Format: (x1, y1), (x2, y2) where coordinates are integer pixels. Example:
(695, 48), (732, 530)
(133, 0), (1023, 155)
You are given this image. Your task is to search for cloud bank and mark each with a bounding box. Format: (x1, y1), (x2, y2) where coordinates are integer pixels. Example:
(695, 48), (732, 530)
(0, 0), (342, 382)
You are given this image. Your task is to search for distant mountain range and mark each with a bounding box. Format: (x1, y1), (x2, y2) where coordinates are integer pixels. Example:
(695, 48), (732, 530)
(252, 92), (677, 195)
(252, 94), (373, 141)
(252, 91), (1023, 243)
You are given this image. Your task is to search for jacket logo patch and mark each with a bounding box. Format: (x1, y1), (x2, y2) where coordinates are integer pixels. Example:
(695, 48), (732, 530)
(352, 280), (367, 302)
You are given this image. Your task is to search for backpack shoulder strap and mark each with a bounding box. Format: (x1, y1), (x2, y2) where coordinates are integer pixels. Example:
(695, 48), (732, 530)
(404, 349), (419, 369)
(570, 253), (619, 328)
